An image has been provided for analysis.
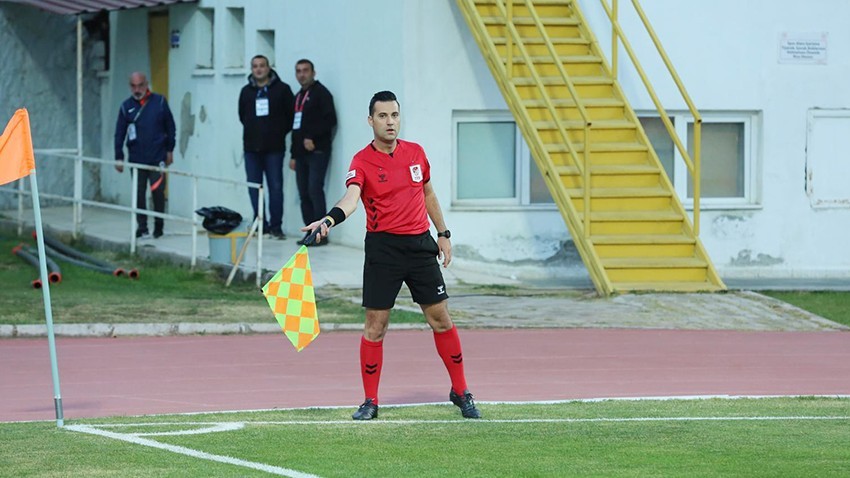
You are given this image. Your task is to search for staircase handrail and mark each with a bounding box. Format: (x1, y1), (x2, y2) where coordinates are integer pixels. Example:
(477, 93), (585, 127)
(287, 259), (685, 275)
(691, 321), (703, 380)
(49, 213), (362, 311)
(494, 0), (594, 234)
(591, 0), (702, 233)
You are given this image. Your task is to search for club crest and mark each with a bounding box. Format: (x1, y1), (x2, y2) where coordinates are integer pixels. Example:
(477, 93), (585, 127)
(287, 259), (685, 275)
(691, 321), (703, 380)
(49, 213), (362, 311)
(409, 164), (423, 183)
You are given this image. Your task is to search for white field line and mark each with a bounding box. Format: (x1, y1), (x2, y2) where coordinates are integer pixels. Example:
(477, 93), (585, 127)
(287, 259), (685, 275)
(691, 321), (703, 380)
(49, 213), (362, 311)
(98, 393), (850, 418)
(5, 395), (849, 425)
(65, 415), (850, 476)
(242, 416), (850, 425)
(82, 416), (850, 430)
(64, 424), (320, 478)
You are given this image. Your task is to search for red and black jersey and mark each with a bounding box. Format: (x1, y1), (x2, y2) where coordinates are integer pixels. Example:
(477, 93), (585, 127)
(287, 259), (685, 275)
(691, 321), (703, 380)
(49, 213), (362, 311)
(345, 139), (431, 234)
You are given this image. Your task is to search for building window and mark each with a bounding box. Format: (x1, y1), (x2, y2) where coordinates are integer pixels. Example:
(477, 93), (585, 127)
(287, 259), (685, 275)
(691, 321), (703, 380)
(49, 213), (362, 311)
(687, 122), (745, 198)
(638, 113), (758, 207)
(457, 121), (516, 200)
(256, 30), (275, 66)
(224, 7), (245, 68)
(194, 8), (214, 69)
(453, 113), (553, 207)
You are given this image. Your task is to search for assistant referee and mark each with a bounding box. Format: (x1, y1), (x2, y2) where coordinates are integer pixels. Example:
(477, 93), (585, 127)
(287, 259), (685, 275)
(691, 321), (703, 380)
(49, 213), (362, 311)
(302, 91), (480, 421)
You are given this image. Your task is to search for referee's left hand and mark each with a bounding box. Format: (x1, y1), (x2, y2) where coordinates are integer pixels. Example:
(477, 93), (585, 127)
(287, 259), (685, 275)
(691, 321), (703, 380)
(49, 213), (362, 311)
(437, 236), (452, 267)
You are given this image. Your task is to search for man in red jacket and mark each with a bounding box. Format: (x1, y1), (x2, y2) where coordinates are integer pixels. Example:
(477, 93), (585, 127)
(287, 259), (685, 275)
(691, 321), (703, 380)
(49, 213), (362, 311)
(302, 91), (480, 421)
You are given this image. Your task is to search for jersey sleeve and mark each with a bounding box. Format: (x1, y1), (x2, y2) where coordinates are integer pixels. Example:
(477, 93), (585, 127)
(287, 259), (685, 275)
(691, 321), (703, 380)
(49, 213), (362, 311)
(345, 155), (365, 189)
(421, 145), (431, 183)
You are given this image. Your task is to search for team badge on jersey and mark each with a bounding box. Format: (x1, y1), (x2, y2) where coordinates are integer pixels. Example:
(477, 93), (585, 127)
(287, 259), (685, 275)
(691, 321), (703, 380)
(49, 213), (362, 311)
(409, 164), (423, 183)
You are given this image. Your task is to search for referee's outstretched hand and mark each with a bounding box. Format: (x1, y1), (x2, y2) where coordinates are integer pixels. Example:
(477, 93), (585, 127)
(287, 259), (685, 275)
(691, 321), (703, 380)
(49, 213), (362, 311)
(301, 218), (332, 246)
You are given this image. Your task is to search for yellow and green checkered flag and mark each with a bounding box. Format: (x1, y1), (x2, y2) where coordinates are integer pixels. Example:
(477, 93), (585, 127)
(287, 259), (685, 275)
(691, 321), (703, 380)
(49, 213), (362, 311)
(261, 245), (320, 351)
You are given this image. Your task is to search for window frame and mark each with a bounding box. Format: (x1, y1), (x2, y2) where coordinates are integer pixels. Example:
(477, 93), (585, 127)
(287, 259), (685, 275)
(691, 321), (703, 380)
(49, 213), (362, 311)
(452, 111), (557, 210)
(639, 111), (761, 209)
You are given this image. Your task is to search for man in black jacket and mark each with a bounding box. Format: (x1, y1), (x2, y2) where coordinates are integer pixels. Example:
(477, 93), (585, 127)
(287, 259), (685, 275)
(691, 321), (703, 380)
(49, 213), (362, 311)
(289, 59), (337, 246)
(238, 55), (295, 238)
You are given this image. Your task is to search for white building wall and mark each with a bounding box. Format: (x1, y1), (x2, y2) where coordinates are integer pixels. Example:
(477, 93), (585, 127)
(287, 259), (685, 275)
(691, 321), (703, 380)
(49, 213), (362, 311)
(581, 0), (850, 278)
(97, 0), (850, 280)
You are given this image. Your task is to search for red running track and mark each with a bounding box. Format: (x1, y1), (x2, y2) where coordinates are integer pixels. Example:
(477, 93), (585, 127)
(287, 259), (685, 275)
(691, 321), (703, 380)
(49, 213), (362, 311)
(2, 329), (849, 422)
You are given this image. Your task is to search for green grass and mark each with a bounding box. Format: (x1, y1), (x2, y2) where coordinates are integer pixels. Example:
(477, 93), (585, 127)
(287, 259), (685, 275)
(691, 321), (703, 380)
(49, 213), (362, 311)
(2, 398), (849, 477)
(0, 235), (423, 326)
(761, 291), (850, 327)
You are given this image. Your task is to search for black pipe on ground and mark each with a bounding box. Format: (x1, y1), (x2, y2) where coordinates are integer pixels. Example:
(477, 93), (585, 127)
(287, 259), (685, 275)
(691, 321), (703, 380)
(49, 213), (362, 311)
(42, 243), (124, 277)
(35, 232), (128, 277)
(12, 244), (48, 288)
(23, 246), (62, 283)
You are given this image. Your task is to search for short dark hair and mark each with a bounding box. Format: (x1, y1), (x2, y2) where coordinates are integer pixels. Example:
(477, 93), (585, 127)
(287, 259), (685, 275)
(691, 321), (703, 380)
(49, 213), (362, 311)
(251, 55), (269, 67)
(369, 91), (399, 116)
(296, 59), (314, 71)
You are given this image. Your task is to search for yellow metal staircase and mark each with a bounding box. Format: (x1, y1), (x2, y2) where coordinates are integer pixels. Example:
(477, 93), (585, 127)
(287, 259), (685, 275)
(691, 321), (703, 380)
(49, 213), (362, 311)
(457, 0), (725, 295)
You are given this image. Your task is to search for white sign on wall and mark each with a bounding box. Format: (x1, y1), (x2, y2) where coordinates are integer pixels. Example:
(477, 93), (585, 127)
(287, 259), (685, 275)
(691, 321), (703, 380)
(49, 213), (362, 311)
(778, 32), (828, 64)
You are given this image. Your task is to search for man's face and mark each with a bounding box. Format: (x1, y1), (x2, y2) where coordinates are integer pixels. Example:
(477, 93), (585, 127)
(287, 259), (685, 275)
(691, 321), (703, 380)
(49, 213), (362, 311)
(295, 62), (315, 88)
(251, 58), (270, 82)
(129, 75), (148, 100)
(368, 101), (401, 143)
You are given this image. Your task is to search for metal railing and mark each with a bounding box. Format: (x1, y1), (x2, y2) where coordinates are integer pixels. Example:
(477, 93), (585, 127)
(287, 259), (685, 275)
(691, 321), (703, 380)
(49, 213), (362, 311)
(594, 0), (703, 233)
(1, 151), (266, 287)
(496, 0), (594, 236)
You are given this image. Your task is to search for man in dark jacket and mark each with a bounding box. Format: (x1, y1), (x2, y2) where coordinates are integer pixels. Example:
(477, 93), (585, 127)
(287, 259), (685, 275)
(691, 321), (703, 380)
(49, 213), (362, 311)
(238, 55), (295, 239)
(114, 72), (176, 239)
(289, 59), (337, 246)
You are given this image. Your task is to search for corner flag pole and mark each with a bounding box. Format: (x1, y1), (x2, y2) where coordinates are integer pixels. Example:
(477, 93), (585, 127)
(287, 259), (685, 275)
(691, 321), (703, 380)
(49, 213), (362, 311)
(29, 169), (64, 427)
(2, 108), (63, 426)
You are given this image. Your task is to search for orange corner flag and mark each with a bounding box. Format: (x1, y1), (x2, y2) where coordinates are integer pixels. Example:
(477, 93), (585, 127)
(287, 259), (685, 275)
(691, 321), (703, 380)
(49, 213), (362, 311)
(0, 109), (36, 186)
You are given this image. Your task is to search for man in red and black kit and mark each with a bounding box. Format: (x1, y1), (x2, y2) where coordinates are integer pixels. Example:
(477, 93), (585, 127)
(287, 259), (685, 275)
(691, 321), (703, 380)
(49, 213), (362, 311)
(302, 91), (480, 420)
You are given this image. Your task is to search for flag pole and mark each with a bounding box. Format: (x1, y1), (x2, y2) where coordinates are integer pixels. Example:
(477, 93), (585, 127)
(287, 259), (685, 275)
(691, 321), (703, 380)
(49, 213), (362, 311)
(29, 168), (64, 427)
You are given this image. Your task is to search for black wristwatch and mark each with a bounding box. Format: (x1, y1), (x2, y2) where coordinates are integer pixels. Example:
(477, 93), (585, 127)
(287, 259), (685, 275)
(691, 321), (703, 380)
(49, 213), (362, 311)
(437, 230), (451, 239)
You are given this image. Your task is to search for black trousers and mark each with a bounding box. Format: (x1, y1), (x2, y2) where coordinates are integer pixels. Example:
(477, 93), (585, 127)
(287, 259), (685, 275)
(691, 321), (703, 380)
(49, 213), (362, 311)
(136, 168), (166, 234)
(294, 151), (330, 225)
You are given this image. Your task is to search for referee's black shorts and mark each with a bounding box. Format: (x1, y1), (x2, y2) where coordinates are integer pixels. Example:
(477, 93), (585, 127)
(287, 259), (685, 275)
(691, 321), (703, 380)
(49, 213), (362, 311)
(362, 231), (449, 309)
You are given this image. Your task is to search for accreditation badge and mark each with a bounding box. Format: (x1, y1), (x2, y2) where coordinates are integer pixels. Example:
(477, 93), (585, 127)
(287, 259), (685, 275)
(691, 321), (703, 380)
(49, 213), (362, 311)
(127, 123), (137, 141)
(409, 164), (423, 183)
(255, 97), (269, 117)
(292, 111), (302, 130)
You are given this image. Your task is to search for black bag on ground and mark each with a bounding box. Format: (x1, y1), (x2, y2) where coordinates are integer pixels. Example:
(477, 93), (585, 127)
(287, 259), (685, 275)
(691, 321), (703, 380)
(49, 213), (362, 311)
(195, 206), (243, 235)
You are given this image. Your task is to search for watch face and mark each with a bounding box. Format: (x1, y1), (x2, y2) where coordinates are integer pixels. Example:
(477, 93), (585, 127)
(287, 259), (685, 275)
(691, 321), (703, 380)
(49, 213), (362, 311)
(439, 230), (451, 239)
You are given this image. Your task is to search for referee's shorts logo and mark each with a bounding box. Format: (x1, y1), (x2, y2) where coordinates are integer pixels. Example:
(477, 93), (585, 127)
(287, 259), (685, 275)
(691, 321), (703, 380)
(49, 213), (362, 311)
(437, 284), (445, 295)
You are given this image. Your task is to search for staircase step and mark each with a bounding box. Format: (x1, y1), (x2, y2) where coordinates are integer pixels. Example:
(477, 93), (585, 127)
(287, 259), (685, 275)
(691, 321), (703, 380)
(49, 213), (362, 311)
(535, 119), (634, 130)
(507, 54), (602, 64)
(567, 187), (672, 198)
(513, 75), (613, 86)
(482, 16), (580, 26)
(523, 97), (624, 108)
(601, 257), (707, 269)
(556, 164), (658, 175)
(493, 37), (589, 45)
(613, 281), (725, 292)
(582, 211), (684, 222)
(591, 234), (695, 245)
(475, 0), (575, 5)
(546, 142), (648, 153)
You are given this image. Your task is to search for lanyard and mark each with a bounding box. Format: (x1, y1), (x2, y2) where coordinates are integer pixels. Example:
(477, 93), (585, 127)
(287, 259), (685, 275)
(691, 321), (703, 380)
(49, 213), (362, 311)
(295, 90), (310, 112)
(129, 98), (148, 124)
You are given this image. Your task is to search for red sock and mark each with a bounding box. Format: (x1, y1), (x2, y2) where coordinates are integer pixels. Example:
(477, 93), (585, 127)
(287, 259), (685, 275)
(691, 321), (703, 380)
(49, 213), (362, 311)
(360, 336), (383, 405)
(433, 325), (469, 395)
